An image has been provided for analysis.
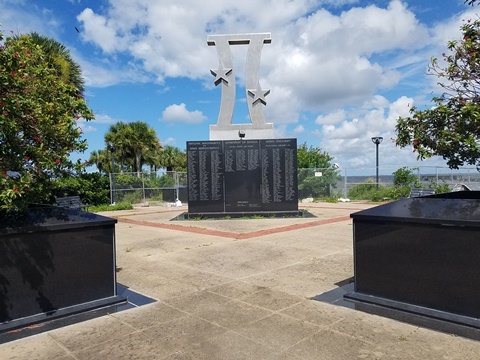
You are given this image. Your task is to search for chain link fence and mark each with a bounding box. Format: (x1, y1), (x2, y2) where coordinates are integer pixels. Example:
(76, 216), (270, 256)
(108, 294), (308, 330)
(337, 165), (480, 197)
(109, 171), (187, 206)
(108, 166), (480, 205)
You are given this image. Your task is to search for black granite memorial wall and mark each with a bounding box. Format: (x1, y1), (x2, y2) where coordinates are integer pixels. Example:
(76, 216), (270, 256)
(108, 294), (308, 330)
(187, 139), (298, 215)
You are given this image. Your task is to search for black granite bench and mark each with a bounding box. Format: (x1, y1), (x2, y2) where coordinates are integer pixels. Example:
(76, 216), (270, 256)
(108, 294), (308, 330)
(408, 188), (435, 197)
(56, 196), (88, 210)
(346, 191), (480, 329)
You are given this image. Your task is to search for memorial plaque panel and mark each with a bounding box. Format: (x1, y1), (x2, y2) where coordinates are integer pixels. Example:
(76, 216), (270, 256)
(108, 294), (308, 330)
(187, 138), (298, 214)
(187, 141), (224, 213)
(224, 140), (263, 211)
(259, 139), (298, 211)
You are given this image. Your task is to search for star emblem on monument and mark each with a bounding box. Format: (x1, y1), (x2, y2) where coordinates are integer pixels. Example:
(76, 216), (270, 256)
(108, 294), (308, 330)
(210, 67), (233, 86)
(247, 87), (270, 105)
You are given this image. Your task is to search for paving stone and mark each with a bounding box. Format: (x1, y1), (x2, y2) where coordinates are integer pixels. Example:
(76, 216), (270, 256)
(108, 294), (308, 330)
(73, 316), (227, 360)
(240, 288), (303, 311)
(0, 334), (70, 360)
(235, 313), (319, 352)
(207, 281), (268, 300)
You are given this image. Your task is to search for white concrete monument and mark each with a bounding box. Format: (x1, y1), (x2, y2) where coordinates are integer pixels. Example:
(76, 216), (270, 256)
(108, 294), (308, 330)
(207, 33), (274, 140)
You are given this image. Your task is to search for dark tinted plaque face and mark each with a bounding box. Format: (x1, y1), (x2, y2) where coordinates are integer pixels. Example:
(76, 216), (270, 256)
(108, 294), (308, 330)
(187, 139), (298, 214)
(187, 141), (225, 213)
(259, 139), (298, 211)
(224, 140), (262, 211)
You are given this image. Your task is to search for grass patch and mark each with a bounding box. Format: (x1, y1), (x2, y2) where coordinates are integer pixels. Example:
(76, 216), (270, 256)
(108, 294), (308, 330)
(88, 203), (133, 212)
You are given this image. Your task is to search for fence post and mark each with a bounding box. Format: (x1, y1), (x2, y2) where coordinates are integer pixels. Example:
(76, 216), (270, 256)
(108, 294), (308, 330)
(142, 173), (146, 204)
(109, 172), (114, 205)
(174, 171), (179, 201)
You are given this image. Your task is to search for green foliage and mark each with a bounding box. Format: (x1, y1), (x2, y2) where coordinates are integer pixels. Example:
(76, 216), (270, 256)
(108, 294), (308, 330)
(297, 143), (339, 198)
(98, 121), (162, 175)
(396, 19), (480, 169)
(392, 167), (420, 188)
(297, 142), (333, 168)
(51, 172), (110, 206)
(347, 178), (381, 200)
(160, 145), (187, 172)
(321, 197), (338, 203)
(430, 181), (451, 194)
(116, 190), (144, 204)
(387, 186), (411, 199)
(88, 202), (133, 212)
(0, 29), (94, 213)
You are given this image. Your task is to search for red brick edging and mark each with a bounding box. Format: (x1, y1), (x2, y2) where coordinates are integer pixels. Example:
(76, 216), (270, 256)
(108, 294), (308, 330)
(117, 215), (351, 240)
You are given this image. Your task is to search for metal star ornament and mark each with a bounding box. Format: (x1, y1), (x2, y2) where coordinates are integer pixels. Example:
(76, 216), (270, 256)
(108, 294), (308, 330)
(210, 67), (233, 86)
(247, 87), (270, 105)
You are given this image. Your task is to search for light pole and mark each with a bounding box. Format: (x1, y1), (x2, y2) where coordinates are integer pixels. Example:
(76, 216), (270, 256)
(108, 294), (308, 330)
(371, 137), (383, 190)
(107, 144), (116, 205)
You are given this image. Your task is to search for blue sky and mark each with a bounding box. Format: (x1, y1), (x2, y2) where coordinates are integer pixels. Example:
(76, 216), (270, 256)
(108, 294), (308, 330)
(1, 0), (478, 171)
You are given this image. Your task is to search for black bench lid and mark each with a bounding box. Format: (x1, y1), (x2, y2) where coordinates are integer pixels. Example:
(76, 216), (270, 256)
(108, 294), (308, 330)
(351, 191), (480, 226)
(0, 206), (117, 236)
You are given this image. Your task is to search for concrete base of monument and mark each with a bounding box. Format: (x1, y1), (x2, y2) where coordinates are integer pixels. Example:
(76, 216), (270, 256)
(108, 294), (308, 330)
(174, 209), (312, 220)
(209, 123), (274, 140)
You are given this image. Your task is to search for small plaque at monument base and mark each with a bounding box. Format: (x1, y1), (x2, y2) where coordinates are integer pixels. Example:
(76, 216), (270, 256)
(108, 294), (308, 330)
(187, 138), (298, 216)
(209, 124), (274, 141)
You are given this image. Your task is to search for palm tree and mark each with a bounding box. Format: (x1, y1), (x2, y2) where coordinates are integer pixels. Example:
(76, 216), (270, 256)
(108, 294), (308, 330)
(144, 146), (163, 172)
(104, 121), (161, 176)
(160, 146), (187, 172)
(20, 32), (85, 95)
(128, 121), (161, 176)
(104, 122), (133, 173)
(88, 150), (110, 174)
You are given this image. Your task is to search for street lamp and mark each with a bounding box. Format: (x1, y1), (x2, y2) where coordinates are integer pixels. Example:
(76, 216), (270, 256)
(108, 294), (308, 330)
(371, 137), (383, 190)
(107, 144), (116, 205)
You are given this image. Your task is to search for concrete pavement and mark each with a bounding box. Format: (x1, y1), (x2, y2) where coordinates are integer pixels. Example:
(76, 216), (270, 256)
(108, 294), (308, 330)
(1, 202), (480, 359)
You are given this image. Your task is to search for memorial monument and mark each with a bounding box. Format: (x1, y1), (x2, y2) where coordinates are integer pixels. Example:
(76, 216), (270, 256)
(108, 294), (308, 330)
(186, 33), (299, 217)
(207, 33), (274, 140)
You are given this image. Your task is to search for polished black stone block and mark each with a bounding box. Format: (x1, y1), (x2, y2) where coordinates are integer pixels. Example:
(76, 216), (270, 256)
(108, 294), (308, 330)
(0, 206), (118, 329)
(347, 192), (480, 326)
(187, 139), (298, 215)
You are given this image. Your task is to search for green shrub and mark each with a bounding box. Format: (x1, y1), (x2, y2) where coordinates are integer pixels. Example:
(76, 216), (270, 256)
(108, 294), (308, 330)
(348, 179), (379, 199)
(51, 172), (110, 206)
(319, 197), (338, 203)
(115, 190), (144, 204)
(431, 182), (451, 194)
(386, 186), (411, 199)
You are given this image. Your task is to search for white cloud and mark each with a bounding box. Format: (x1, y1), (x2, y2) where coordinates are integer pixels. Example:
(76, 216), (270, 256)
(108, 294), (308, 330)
(76, 118), (95, 132)
(0, 2), (59, 38)
(92, 114), (119, 124)
(293, 124), (305, 134)
(74, 0), (429, 101)
(314, 95), (427, 167)
(163, 137), (176, 146)
(316, 109), (347, 125)
(77, 8), (121, 53)
(161, 103), (207, 123)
